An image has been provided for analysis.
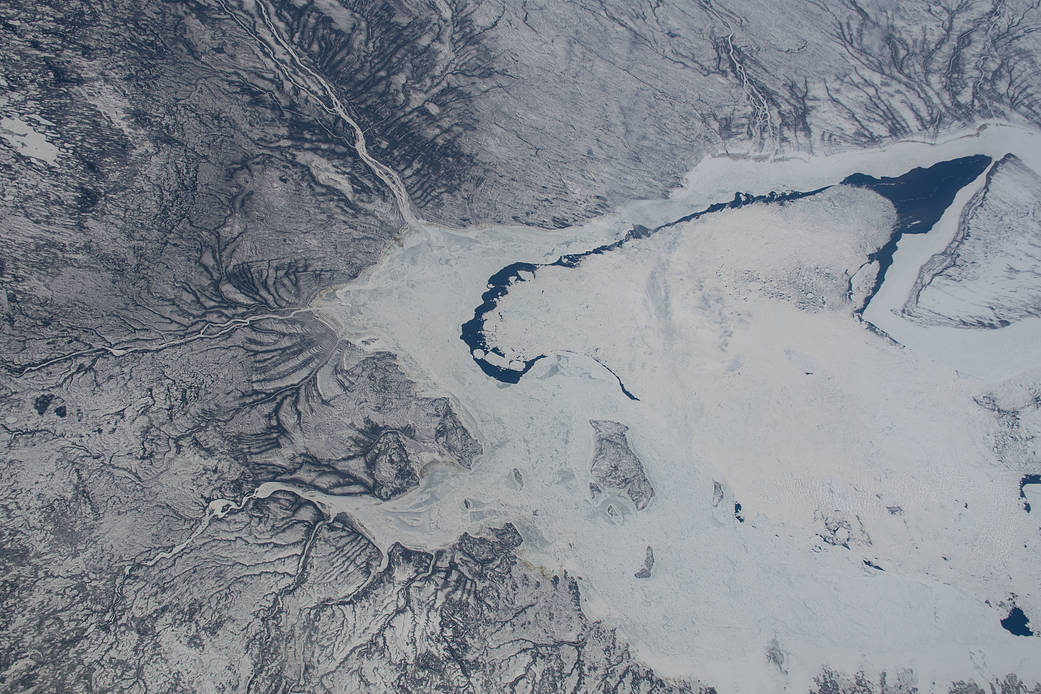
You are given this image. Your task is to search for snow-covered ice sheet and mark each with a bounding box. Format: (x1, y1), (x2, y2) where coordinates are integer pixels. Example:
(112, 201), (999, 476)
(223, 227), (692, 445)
(322, 123), (1041, 693)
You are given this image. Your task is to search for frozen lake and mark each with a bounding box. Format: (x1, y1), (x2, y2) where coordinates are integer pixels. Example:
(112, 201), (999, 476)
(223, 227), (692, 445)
(322, 124), (1041, 693)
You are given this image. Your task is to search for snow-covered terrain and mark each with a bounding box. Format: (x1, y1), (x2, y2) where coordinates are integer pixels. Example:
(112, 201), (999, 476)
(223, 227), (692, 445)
(323, 124), (1041, 693)
(8, 0), (1041, 689)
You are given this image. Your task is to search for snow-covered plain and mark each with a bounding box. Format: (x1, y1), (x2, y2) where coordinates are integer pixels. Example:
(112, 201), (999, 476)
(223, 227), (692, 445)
(321, 123), (1041, 693)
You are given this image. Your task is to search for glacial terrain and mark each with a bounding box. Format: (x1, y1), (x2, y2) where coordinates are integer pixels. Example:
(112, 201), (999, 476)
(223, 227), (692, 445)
(3, 1), (1041, 693)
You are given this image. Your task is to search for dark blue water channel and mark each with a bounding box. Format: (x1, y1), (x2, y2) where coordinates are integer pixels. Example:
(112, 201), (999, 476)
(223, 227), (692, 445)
(1020, 474), (1041, 513)
(460, 155), (993, 394)
(842, 154), (992, 303)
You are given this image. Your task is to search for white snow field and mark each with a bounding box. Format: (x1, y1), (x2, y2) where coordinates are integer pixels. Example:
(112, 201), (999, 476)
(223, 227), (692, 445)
(321, 123), (1041, 693)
